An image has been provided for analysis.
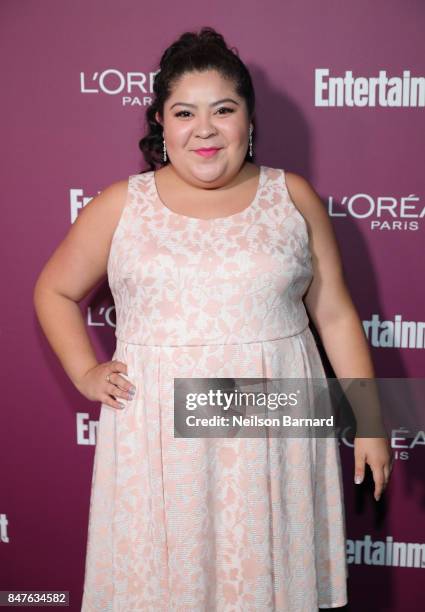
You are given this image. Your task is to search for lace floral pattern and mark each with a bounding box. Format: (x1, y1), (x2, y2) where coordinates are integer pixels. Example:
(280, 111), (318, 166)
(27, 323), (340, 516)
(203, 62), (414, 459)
(81, 166), (348, 611)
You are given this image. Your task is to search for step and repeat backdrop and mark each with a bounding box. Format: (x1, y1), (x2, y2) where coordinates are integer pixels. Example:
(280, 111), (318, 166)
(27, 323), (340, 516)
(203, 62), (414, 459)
(2, 1), (424, 610)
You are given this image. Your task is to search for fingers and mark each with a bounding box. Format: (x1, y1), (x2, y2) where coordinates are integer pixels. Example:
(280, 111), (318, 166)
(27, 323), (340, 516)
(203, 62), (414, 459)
(354, 439), (394, 502)
(356, 458), (393, 502)
(372, 450), (394, 501)
(383, 455), (394, 488)
(111, 360), (128, 375)
(105, 361), (137, 409)
(101, 392), (126, 410)
(370, 464), (386, 501)
(383, 464), (391, 486)
(106, 362), (136, 391)
(354, 451), (365, 485)
(105, 377), (135, 399)
(355, 459), (385, 502)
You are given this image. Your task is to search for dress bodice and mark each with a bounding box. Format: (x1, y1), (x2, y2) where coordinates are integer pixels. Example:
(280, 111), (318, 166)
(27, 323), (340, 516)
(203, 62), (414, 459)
(107, 165), (313, 346)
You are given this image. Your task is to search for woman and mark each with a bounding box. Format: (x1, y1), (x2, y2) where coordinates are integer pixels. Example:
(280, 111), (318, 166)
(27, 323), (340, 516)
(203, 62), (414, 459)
(34, 27), (393, 611)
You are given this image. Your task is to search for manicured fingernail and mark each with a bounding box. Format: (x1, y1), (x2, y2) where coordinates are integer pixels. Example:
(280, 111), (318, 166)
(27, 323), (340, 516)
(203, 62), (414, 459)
(355, 476), (363, 484)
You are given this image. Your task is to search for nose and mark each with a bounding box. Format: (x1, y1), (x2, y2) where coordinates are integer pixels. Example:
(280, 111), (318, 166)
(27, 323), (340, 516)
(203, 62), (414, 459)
(194, 113), (218, 138)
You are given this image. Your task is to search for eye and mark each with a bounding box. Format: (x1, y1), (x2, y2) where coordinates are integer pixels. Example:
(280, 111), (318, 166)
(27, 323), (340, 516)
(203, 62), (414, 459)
(174, 107), (235, 118)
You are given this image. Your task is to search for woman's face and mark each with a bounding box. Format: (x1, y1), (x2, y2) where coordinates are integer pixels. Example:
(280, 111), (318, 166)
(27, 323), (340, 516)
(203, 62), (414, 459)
(155, 69), (252, 186)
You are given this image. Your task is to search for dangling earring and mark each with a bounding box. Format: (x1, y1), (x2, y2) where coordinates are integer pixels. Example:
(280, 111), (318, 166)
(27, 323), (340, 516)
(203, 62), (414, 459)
(249, 126), (253, 157)
(163, 137), (167, 162)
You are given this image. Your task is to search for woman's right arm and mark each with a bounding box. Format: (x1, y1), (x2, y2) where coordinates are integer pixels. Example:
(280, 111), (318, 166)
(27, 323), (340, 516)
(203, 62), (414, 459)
(33, 178), (133, 406)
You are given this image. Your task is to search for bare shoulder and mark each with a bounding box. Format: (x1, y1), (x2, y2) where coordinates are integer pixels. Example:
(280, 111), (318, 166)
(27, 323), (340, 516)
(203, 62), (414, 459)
(69, 176), (131, 252)
(80, 178), (130, 227)
(284, 172), (324, 218)
(34, 177), (130, 302)
(284, 171), (334, 238)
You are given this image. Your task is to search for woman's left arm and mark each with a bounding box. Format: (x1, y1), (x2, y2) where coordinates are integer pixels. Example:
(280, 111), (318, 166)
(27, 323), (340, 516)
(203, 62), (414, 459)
(285, 172), (394, 501)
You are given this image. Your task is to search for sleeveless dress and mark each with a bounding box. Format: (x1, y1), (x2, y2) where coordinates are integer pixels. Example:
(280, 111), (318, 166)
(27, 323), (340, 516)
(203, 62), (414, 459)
(81, 165), (349, 611)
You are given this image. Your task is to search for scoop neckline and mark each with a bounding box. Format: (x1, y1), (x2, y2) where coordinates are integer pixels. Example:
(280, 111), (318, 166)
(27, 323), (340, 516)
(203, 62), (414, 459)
(151, 165), (264, 222)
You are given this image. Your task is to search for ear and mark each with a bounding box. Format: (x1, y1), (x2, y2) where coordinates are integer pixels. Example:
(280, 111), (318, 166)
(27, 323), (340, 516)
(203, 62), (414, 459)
(155, 111), (162, 126)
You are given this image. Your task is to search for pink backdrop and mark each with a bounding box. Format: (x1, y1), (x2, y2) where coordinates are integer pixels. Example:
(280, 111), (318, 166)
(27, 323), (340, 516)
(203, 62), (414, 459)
(1, 1), (424, 609)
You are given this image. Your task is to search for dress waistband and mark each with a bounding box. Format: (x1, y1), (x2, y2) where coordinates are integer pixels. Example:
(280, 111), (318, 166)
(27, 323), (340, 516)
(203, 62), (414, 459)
(115, 323), (310, 347)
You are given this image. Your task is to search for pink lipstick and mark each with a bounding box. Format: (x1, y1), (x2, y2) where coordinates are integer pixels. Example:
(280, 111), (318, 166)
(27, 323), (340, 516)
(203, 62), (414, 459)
(194, 148), (221, 158)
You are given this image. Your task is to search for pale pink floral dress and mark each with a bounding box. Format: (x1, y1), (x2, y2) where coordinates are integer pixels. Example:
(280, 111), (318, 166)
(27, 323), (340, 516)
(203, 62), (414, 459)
(81, 165), (348, 611)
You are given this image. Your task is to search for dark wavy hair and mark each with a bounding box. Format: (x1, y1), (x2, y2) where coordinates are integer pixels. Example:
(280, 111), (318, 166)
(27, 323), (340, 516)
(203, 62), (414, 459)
(138, 26), (256, 171)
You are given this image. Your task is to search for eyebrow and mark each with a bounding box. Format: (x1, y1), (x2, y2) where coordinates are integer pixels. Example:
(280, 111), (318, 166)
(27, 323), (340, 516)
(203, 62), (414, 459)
(169, 98), (240, 110)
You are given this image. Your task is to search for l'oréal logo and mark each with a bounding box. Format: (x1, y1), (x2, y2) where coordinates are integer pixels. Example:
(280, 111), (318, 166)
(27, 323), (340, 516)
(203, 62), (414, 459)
(80, 68), (160, 106)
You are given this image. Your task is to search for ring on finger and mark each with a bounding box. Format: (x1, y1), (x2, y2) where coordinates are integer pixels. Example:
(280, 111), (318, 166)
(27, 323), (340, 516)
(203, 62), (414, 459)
(106, 374), (111, 383)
